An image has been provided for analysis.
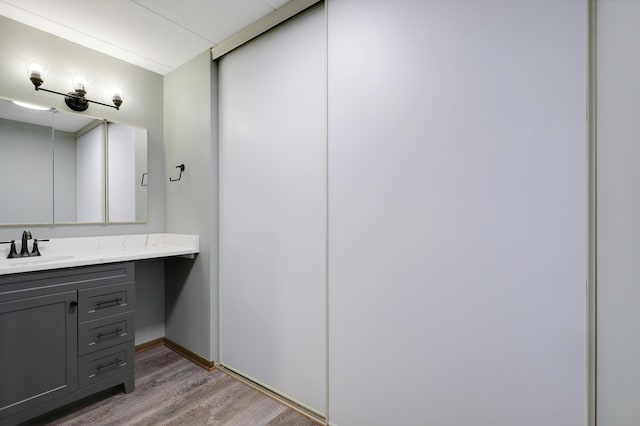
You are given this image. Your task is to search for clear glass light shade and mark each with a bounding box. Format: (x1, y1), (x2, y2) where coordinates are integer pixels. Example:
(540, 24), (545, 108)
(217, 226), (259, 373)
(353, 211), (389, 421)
(28, 63), (44, 81)
(73, 76), (87, 93)
(112, 89), (123, 102)
(112, 89), (124, 108)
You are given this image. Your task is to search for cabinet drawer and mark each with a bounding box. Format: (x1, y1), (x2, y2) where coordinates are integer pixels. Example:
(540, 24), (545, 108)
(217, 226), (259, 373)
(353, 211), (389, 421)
(78, 282), (134, 322)
(0, 262), (134, 297)
(78, 343), (134, 389)
(78, 312), (135, 356)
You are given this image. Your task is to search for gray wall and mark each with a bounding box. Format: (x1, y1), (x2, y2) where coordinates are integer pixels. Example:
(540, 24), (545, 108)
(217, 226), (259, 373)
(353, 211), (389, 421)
(163, 50), (218, 361)
(0, 118), (78, 223)
(53, 129), (77, 223)
(0, 15), (166, 344)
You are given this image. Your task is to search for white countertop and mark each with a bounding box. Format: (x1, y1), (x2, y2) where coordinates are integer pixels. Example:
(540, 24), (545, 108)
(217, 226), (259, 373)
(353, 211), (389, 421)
(0, 233), (199, 275)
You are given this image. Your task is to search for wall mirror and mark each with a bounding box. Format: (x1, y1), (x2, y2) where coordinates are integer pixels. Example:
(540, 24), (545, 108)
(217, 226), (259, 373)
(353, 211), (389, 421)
(0, 97), (148, 225)
(0, 99), (54, 224)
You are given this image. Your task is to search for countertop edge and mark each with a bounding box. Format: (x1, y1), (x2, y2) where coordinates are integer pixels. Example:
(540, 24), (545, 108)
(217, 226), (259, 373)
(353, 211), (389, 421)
(0, 233), (199, 276)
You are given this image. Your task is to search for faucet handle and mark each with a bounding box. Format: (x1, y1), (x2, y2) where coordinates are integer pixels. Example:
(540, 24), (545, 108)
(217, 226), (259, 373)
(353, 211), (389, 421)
(31, 239), (49, 256)
(0, 240), (18, 258)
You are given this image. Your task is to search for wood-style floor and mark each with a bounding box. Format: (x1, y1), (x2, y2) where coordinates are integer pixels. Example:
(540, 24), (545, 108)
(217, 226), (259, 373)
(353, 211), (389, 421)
(28, 345), (320, 426)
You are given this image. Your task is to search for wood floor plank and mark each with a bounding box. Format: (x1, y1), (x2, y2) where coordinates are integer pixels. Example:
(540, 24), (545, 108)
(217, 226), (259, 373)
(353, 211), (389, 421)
(267, 409), (320, 426)
(28, 346), (321, 426)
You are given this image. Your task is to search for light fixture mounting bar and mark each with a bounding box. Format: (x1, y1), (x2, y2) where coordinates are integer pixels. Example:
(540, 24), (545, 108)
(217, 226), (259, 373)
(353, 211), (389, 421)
(34, 87), (120, 110)
(28, 65), (123, 112)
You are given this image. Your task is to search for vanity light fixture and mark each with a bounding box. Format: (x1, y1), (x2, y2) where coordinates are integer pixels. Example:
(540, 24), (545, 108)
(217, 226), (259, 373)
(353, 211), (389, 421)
(28, 63), (123, 111)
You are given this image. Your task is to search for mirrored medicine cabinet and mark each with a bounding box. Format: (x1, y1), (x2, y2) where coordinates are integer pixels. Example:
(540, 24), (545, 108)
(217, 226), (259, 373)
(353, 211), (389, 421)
(0, 97), (148, 225)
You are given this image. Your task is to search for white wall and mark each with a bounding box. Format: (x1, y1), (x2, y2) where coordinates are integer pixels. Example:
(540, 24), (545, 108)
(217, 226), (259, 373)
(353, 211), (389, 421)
(327, 1), (587, 425)
(596, 2), (640, 424)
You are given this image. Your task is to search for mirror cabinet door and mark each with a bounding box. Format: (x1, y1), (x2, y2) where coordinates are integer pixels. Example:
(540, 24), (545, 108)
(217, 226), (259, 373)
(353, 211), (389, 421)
(52, 112), (105, 224)
(74, 122), (106, 223)
(106, 123), (148, 223)
(0, 99), (54, 224)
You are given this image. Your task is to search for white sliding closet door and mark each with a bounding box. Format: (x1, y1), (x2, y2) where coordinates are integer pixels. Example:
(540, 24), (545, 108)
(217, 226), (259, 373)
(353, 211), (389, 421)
(327, 1), (587, 425)
(596, 2), (640, 424)
(219, 4), (325, 414)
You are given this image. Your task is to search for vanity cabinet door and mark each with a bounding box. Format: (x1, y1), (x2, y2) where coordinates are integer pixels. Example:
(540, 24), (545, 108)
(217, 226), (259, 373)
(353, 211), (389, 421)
(0, 290), (78, 420)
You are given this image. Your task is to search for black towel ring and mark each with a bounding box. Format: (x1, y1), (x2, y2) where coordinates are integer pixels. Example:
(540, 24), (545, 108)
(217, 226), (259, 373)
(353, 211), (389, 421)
(170, 164), (185, 182)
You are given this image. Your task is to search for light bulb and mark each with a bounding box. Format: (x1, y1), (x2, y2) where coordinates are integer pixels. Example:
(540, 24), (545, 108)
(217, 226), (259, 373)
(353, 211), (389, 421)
(73, 76), (87, 94)
(29, 63), (43, 79)
(28, 63), (44, 87)
(112, 89), (124, 108)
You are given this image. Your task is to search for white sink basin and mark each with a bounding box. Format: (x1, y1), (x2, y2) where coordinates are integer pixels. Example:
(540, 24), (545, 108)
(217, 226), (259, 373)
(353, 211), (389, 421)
(0, 255), (74, 267)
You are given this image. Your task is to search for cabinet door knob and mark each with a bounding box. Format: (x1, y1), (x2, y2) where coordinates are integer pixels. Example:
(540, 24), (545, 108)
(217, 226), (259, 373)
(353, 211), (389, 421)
(69, 301), (78, 311)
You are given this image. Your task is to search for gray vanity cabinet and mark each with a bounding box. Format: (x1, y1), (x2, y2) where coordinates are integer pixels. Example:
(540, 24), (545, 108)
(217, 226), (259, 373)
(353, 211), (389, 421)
(77, 281), (135, 390)
(0, 262), (135, 425)
(0, 290), (78, 419)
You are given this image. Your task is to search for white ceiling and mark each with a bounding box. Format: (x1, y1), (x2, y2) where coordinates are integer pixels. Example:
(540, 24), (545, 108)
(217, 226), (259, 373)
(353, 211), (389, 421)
(0, 99), (100, 133)
(0, 0), (291, 75)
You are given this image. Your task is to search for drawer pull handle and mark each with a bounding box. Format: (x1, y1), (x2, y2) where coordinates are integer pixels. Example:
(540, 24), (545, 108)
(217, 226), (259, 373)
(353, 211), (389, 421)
(95, 297), (123, 309)
(97, 328), (123, 340)
(96, 358), (122, 371)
